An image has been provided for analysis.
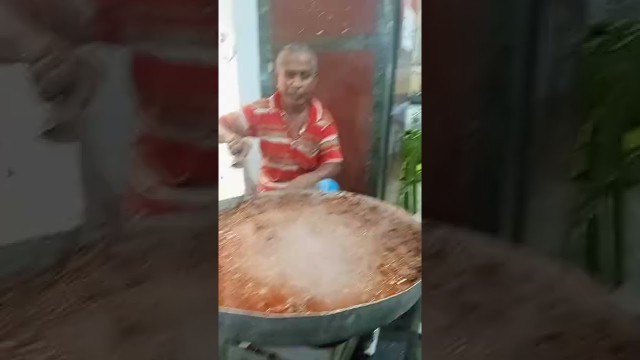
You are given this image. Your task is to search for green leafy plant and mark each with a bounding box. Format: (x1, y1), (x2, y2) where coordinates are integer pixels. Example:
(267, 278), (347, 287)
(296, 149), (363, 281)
(397, 129), (422, 214)
(581, 20), (640, 184)
(570, 20), (640, 284)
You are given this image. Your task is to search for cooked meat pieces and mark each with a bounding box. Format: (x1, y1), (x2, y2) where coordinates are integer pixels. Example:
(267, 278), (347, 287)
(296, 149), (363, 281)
(219, 193), (422, 314)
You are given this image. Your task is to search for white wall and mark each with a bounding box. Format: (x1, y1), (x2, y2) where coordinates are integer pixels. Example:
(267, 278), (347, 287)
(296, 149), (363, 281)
(218, 0), (241, 115)
(219, 0), (262, 195)
(0, 65), (83, 244)
(233, 0), (262, 105)
(0, 45), (137, 246)
(84, 46), (137, 196)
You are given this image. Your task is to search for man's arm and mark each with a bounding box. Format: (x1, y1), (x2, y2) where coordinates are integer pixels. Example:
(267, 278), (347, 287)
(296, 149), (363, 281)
(0, 0), (98, 140)
(0, 1), (47, 63)
(287, 112), (344, 189)
(291, 162), (342, 187)
(218, 122), (241, 143)
(0, 0), (95, 63)
(12, 0), (95, 45)
(219, 110), (252, 143)
(219, 110), (254, 165)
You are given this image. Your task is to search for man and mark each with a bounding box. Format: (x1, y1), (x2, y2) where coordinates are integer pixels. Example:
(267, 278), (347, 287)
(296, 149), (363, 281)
(0, 0), (216, 232)
(219, 43), (343, 192)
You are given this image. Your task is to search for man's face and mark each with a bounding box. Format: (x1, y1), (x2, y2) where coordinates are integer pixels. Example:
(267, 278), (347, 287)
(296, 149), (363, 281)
(275, 51), (317, 106)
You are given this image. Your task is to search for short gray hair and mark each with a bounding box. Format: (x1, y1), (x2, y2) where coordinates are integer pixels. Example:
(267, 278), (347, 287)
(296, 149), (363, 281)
(275, 43), (318, 74)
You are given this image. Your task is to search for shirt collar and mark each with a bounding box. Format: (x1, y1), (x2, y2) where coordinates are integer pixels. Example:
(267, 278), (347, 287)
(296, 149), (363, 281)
(269, 91), (323, 122)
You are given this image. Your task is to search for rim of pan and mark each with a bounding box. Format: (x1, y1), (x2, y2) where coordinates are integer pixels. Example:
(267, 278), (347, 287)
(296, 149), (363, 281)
(218, 280), (421, 318)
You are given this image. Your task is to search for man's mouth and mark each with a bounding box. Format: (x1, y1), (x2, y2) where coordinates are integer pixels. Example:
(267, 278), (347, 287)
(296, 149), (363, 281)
(286, 92), (303, 99)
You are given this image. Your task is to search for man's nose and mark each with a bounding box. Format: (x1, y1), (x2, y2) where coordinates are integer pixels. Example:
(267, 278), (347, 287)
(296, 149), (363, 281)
(290, 76), (303, 88)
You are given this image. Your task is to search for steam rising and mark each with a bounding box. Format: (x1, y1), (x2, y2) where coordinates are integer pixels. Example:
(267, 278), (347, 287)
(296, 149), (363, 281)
(235, 206), (380, 302)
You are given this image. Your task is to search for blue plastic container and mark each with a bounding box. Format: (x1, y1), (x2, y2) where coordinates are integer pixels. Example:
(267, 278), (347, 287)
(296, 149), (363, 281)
(316, 178), (340, 192)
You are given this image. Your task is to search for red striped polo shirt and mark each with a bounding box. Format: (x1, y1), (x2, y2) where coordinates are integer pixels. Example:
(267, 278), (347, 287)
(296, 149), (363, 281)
(221, 92), (344, 192)
(91, 0), (216, 216)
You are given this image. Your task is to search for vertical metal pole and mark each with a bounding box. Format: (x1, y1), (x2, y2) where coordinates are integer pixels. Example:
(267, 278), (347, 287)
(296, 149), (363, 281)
(498, 0), (542, 241)
(257, 1), (275, 97)
(372, 0), (402, 199)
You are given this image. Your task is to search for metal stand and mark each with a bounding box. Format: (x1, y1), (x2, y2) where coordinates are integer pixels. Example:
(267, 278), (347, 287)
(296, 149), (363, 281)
(220, 339), (359, 360)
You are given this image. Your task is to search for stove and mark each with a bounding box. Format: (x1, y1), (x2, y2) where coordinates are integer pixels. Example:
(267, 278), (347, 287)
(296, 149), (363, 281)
(220, 338), (361, 360)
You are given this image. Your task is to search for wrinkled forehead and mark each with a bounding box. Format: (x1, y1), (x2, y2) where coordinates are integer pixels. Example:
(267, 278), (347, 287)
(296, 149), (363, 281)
(276, 51), (318, 74)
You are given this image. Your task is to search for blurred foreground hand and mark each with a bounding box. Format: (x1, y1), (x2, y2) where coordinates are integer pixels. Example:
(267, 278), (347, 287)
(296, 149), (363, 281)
(27, 38), (100, 142)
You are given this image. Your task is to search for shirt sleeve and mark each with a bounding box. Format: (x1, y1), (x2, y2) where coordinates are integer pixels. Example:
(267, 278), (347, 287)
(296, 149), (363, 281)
(318, 112), (344, 165)
(219, 105), (258, 138)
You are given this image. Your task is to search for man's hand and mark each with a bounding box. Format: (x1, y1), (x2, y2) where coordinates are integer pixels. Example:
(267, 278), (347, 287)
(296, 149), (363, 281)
(28, 38), (78, 102)
(27, 38), (100, 142)
(227, 136), (251, 167)
(285, 163), (342, 191)
(286, 174), (317, 190)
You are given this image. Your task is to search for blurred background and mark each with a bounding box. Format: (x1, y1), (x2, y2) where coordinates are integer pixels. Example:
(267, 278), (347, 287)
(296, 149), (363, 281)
(423, 0), (640, 315)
